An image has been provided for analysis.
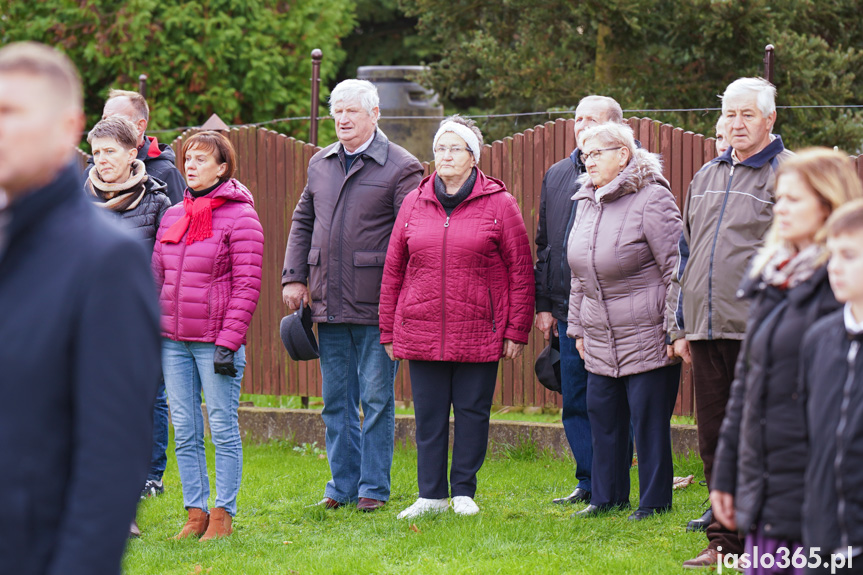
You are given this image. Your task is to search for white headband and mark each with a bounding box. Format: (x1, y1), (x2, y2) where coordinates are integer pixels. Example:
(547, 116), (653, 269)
(433, 121), (481, 163)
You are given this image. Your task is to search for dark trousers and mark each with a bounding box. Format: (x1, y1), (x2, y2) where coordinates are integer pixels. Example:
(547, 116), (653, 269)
(409, 360), (498, 499)
(587, 363), (680, 510)
(689, 339), (745, 555)
(557, 321), (592, 491)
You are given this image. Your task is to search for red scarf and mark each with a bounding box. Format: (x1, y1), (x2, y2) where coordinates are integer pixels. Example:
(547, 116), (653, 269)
(160, 196), (227, 245)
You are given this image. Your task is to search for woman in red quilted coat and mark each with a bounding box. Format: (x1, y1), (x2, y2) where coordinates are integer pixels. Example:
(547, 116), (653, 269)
(380, 116), (534, 519)
(152, 131), (263, 541)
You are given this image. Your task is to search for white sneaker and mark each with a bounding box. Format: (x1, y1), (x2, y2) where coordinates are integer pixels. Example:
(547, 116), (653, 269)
(397, 498), (449, 519)
(451, 496), (479, 515)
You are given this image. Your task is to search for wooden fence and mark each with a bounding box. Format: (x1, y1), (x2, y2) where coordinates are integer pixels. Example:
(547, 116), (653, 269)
(74, 119), (863, 415)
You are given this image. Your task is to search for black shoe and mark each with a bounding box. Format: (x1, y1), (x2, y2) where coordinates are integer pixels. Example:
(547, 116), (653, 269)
(686, 506), (713, 532)
(140, 479), (164, 500)
(552, 487), (591, 504)
(628, 507), (670, 521)
(572, 502), (630, 518)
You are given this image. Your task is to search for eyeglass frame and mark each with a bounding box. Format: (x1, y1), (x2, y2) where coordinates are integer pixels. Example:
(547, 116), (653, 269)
(433, 145), (473, 156)
(580, 146), (624, 164)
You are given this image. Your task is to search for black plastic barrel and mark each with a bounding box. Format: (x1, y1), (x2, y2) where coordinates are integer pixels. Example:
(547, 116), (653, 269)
(357, 66), (444, 163)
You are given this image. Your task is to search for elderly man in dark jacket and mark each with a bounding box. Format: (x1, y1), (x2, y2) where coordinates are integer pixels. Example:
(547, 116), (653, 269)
(0, 42), (160, 575)
(536, 95), (628, 507)
(282, 79), (423, 512)
(85, 89), (185, 206)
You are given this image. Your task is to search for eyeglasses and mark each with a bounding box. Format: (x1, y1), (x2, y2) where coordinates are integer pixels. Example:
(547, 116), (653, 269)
(434, 145), (472, 156)
(580, 147), (623, 163)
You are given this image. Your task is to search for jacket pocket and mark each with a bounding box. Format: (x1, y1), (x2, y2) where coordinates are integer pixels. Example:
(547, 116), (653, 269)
(308, 247), (322, 301)
(354, 250), (387, 304)
(488, 288), (497, 333)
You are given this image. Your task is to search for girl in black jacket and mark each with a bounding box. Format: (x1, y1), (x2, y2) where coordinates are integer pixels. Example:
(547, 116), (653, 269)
(711, 148), (863, 574)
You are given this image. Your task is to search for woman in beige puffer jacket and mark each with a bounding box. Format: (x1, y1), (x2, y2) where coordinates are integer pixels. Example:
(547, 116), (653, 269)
(566, 122), (682, 520)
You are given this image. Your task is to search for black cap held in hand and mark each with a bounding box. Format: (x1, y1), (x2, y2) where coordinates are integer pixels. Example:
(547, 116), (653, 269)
(534, 336), (561, 393)
(280, 305), (320, 361)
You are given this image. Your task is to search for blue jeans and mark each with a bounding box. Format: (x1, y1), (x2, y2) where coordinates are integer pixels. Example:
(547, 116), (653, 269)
(162, 339), (245, 516)
(317, 323), (397, 502)
(148, 379), (170, 482)
(558, 320), (592, 492)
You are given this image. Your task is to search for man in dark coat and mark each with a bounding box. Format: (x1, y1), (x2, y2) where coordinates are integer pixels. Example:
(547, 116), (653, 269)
(0, 42), (160, 575)
(282, 79), (423, 512)
(535, 95), (626, 507)
(85, 89), (185, 206)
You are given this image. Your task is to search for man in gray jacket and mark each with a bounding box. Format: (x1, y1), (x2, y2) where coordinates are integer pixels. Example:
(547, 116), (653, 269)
(282, 79), (423, 512)
(668, 77), (793, 568)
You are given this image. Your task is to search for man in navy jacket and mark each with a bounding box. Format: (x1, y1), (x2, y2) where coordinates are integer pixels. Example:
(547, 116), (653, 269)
(0, 42), (160, 575)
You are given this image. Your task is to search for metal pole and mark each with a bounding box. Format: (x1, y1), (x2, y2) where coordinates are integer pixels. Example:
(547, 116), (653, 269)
(138, 74), (148, 99)
(310, 49), (322, 147)
(763, 44), (774, 85)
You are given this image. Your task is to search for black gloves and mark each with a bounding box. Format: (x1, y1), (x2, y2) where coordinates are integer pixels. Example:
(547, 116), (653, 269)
(214, 345), (238, 377)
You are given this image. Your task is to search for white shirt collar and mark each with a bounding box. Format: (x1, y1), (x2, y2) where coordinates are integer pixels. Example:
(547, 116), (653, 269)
(342, 130), (376, 156)
(844, 303), (863, 335)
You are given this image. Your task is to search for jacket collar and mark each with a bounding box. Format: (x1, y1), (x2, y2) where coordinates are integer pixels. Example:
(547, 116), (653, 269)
(740, 263), (829, 303)
(716, 135), (787, 169)
(323, 128), (389, 167)
(6, 161), (83, 243)
(417, 168), (505, 203)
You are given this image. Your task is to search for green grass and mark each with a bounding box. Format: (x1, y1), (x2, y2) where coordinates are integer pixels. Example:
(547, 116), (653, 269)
(125, 434), (712, 574)
(240, 394), (698, 426)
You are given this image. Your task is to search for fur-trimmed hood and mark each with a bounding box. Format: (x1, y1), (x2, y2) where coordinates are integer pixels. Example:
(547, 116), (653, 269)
(573, 148), (669, 203)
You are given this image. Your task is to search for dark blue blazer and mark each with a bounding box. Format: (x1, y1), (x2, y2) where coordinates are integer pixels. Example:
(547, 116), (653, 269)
(0, 162), (160, 575)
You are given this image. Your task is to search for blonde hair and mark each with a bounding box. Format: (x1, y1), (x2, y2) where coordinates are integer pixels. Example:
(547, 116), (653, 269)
(750, 147), (863, 276)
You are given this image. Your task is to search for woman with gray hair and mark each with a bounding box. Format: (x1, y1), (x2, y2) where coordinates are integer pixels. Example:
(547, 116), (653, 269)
(85, 115), (171, 248)
(84, 114), (171, 537)
(566, 122), (682, 520)
(380, 115), (534, 519)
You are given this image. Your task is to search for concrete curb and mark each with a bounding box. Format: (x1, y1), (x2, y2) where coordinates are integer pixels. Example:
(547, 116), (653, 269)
(228, 406), (699, 458)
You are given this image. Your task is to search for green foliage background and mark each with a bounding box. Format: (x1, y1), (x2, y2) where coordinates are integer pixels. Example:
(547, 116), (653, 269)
(2, 0), (861, 152)
(0, 0), (355, 145)
(401, 0), (863, 152)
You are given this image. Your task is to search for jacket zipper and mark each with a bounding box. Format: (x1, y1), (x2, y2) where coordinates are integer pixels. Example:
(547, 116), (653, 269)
(488, 288), (496, 333)
(440, 214), (450, 360)
(173, 239), (189, 338)
(835, 339), (860, 549)
(707, 164), (735, 339)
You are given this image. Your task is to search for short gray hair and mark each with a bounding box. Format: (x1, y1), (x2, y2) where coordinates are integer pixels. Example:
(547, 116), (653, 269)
(578, 122), (637, 160)
(578, 95), (624, 123)
(329, 79), (380, 120)
(87, 115), (138, 150)
(721, 77), (776, 117)
(440, 114), (484, 149)
(106, 89), (149, 122)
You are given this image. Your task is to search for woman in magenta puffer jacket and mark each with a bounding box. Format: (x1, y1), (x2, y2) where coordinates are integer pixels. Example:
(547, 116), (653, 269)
(152, 131), (263, 541)
(380, 116), (534, 519)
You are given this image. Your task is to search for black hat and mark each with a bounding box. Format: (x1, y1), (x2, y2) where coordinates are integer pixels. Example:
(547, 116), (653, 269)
(279, 306), (319, 361)
(534, 336), (561, 393)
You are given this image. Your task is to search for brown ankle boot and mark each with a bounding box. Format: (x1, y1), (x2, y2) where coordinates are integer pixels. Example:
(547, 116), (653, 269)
(174, 508), (209, 540)
(199, 507), (233, 541)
